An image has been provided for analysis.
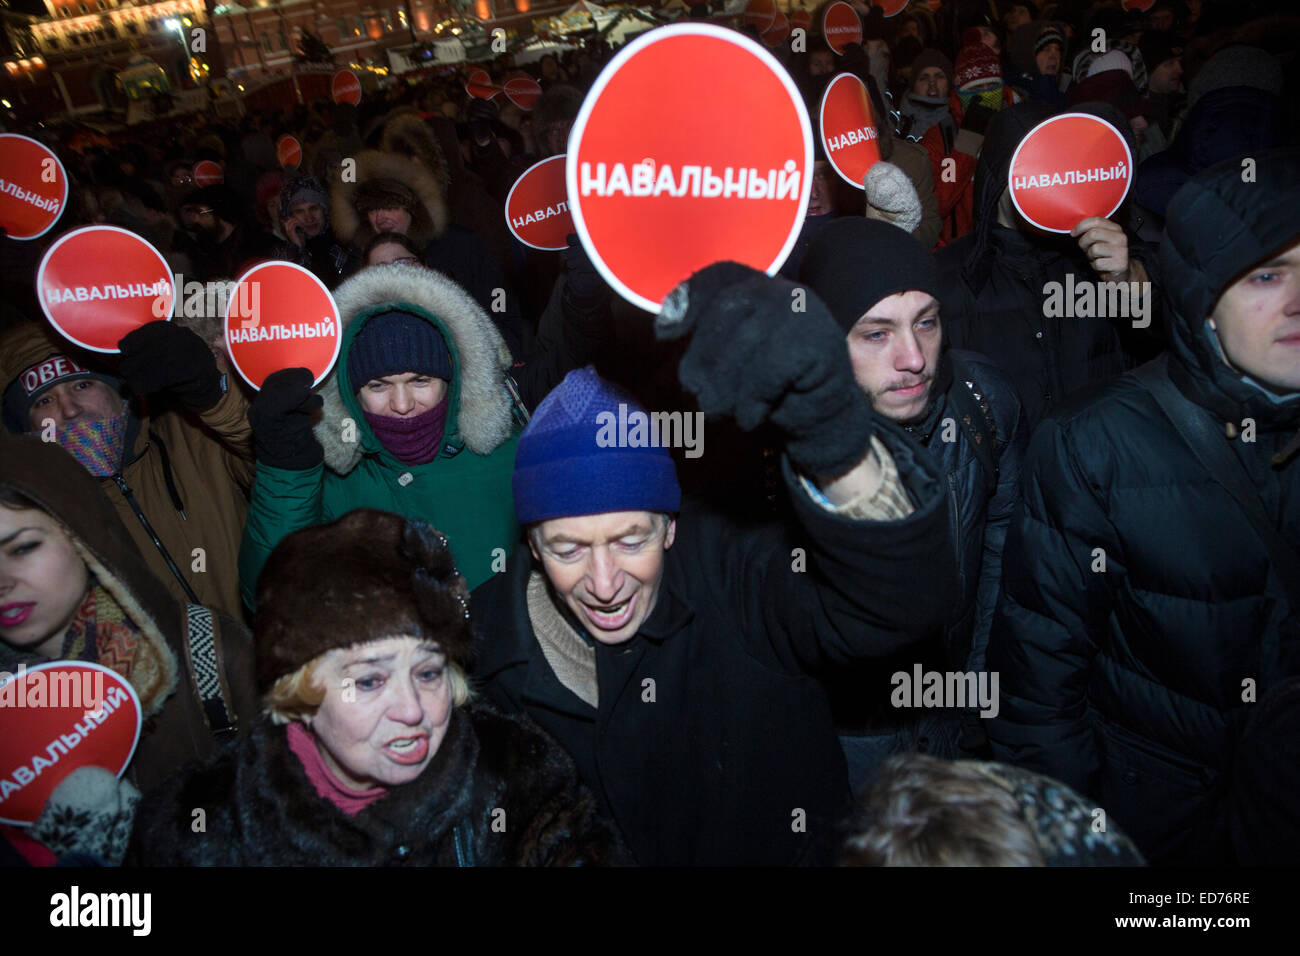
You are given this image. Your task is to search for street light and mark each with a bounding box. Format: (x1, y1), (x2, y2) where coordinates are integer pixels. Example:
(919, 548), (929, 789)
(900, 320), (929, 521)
(166, 17), (192, 88)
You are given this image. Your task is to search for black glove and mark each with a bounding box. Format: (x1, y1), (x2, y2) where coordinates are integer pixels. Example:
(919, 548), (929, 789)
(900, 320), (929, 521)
(467, 97), (499, 148)
(118, 320), (223, 412)
(961, 102), (997, 137)
(655, 262), (876, 478)
(561, 233), (604, 305)
(248, 367), (324, 471)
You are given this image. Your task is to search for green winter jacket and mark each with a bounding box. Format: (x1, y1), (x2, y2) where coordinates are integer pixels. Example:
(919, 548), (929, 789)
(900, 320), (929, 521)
(239, 263), (522, 608)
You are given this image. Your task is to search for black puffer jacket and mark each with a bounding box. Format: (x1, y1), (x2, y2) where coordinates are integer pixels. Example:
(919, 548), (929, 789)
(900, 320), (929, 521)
(128, 700), (626, 866)
(987, 149), (1300, 865)
(821, 352), (1024, 758)
(924, 351), (1026, 671)
(937, 103), (1161, 432)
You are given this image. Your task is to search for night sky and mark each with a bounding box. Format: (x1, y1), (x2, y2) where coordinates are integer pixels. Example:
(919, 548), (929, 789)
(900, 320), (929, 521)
(7, 0), (51, 16)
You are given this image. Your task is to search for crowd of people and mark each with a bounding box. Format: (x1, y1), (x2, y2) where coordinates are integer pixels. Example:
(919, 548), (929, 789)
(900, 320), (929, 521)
(1, 0), (1297, 868)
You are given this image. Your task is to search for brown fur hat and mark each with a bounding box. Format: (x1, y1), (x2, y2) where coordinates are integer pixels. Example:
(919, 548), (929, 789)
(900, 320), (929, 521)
(332, 149), (448, 249)
(379, 111), (451, 196)
(254, 509), (473, 690)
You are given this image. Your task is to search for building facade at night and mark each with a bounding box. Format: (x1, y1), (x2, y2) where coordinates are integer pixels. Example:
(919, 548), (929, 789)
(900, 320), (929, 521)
(0, 0), (572, 119)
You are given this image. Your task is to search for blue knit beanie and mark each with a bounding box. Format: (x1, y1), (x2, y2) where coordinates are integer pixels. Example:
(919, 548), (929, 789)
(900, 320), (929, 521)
(346, 310), (452, 389)
(513, 366), (682, 525)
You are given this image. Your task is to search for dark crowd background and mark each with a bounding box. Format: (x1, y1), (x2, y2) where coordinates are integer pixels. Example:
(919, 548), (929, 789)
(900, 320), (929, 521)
(0, 0), (1298, 872)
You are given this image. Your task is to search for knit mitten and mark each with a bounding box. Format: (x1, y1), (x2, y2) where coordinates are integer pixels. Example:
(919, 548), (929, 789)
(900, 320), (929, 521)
(30, 767), (141, 866)
(863, 161), (923, 235)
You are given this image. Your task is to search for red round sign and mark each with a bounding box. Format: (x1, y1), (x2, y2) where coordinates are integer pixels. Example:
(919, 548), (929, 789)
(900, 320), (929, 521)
(762, 11), (791, 47)
(819, 72), (881, 189)
(567, 24), (813, 312)
(504, 75), (542, 111)
(0, 133), (68, 241)
(466, 69), (498, 100)
(823, 2), (862, 54)
(37, 225), (174, 353)
(744, 0), (776, 31)
(1123, 0), (1156, 11)
(0, 661), (142, 826)
(331, 69), (362, 105)
(506, 155), (574, 251)
(873, 0), (909, 15)
(1008, 112), (1133, 233)
(193, 159), (224, 187)
(791, 9), (811, 32)
(277, 134), (302, 169)
(224, 261), (341, 390)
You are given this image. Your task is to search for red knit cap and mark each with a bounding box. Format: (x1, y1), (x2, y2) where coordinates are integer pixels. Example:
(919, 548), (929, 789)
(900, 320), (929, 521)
(954, 42), (1002, 91)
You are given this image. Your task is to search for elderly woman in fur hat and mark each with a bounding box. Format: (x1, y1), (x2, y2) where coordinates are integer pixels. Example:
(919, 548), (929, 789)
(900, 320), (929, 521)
(239, 257), (524, 606)
(130, 509), (624, 866)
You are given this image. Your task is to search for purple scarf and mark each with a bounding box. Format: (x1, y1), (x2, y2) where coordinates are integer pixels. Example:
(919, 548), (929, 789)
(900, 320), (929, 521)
(363, 398), (449, 465)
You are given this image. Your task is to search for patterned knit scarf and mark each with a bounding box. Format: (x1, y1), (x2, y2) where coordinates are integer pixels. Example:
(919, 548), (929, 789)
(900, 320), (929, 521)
(957, 86), (1006, 114)
(60, 584), (142, 682)
(53, 415), (129, 478)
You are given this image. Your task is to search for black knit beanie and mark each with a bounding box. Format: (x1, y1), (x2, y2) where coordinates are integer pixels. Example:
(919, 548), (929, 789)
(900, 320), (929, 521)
(346, 310), (452, 390)
(799, 218), (941, 333)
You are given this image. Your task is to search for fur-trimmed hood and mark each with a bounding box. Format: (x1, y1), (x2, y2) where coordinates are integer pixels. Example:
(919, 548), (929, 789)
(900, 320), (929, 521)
(330, 149), (449, 250)
(314, 263), (515, 475)
(0, 435), (178, 716)
(380, 111), (451, 196)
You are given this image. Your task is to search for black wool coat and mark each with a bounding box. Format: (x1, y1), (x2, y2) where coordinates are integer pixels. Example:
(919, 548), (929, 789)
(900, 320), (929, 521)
(472, 421), (956, 866)
(127, 700), (626, 866)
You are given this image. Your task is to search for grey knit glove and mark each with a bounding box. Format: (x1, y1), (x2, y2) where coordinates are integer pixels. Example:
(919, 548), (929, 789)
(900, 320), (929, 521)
(30, 766), (141, 866)
(864, 161), (923, 235)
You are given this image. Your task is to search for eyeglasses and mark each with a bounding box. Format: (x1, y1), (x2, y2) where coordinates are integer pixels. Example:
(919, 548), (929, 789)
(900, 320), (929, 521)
(189, 207), (215, 217)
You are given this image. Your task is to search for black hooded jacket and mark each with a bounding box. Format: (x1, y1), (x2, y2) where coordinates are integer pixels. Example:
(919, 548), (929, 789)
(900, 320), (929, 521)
(936, 103), (1162, 432)
(986, 148), (1300, 865)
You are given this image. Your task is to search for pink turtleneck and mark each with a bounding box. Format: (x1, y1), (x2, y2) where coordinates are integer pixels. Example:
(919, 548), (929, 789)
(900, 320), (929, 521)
(286, 722), (389, 816)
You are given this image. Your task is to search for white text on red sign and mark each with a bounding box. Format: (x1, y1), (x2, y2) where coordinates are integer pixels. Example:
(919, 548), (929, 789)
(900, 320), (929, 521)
(0, 177), (61, 213)
(512, 201), (569, 229)
(45, 280), (170, 305)
(579, 161), (803, 200)
(827, 127), (879, 152)
(0, 684), (130, 805)
(227, 319), (336, 344)
(1013, 163), (1129, 189)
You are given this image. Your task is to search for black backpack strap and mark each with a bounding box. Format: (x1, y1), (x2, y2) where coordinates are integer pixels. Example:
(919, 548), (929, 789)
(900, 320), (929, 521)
(183, 603), (238, 738)
(948, 355), (1000, 489)
(1131, 356), (1300, 619)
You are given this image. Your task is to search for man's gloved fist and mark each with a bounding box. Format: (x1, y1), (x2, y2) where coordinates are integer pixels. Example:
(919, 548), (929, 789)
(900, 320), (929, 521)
(118, 320), (224, 412)
(248, 367), (324, 471)
(960, 102), (997, 136)
(655, 262), (876, 478)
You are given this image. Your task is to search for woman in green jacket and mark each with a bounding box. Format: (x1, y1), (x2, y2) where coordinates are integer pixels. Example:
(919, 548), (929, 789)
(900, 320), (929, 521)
(238, 263), (522, 607)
